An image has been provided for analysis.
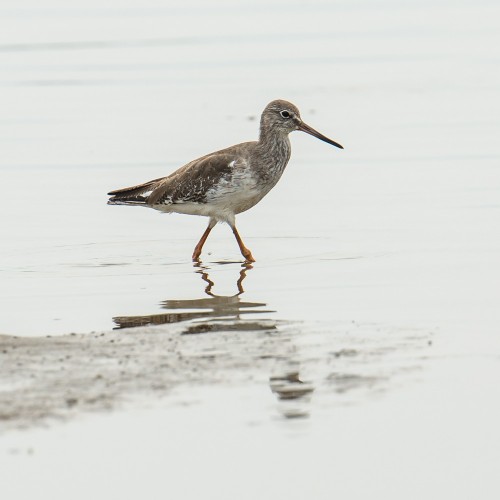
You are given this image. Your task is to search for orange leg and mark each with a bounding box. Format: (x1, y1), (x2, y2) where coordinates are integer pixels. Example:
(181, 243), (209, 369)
(232, 226), (256, 262)
(192, 220), (215, 261)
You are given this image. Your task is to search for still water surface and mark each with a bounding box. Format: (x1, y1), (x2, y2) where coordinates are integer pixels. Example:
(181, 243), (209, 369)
(1, 1), (500, 498)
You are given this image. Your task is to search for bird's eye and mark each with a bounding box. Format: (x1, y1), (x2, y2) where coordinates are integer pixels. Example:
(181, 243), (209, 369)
(280, 110), (291, 119)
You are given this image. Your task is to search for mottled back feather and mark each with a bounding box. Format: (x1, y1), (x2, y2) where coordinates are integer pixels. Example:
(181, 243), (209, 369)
(108, 142), (256, 206)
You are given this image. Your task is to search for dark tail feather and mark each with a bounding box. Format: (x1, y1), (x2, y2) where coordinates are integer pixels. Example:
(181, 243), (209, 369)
(107, 177), (164, 205)
(107, 195), (148, 206)
(107, 177), (166, 198)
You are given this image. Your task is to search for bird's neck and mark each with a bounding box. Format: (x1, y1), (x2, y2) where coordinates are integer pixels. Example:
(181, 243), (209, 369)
(257, 130), (292, 174)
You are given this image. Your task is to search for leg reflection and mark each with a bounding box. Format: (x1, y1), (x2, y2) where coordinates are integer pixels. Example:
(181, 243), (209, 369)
(193, 261), (253, 297)
(113, 262), (265, 330)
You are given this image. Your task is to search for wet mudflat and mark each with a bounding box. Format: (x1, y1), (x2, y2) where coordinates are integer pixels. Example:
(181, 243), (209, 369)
(1, 0), (500, 498)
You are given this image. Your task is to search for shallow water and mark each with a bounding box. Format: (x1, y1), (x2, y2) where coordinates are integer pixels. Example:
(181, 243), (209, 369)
(1, 0), (500, 498)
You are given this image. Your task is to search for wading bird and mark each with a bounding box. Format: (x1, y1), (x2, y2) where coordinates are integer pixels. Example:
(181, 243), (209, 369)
(108, 99), (343, 262)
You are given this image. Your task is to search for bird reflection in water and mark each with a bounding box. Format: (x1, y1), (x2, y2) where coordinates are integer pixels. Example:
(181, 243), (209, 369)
(113, 262), (274, 330)
(269, 371), (315, 419)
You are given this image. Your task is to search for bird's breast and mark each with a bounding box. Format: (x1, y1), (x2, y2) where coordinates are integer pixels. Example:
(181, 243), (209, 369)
(188, 139), (291, 217)
(204, 168), (261, 212)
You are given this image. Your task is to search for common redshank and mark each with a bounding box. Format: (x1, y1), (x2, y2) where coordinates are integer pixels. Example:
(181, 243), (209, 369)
(107, 99), (343, 262)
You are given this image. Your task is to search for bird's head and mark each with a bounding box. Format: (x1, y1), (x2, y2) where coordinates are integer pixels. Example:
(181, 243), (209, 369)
(260, 99), (343, 149)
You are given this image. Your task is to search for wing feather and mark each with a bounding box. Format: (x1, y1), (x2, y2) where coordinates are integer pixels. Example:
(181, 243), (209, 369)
(147, 153), (248, 206)
(107, 141), (256, 205)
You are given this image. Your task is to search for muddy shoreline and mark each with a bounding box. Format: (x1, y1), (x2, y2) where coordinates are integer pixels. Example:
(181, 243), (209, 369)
(0, 318), (431, 432)
(0, 320), (281, 430)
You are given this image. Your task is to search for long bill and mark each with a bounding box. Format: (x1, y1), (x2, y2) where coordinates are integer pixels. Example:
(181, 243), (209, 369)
(298, 121), (344, 149)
